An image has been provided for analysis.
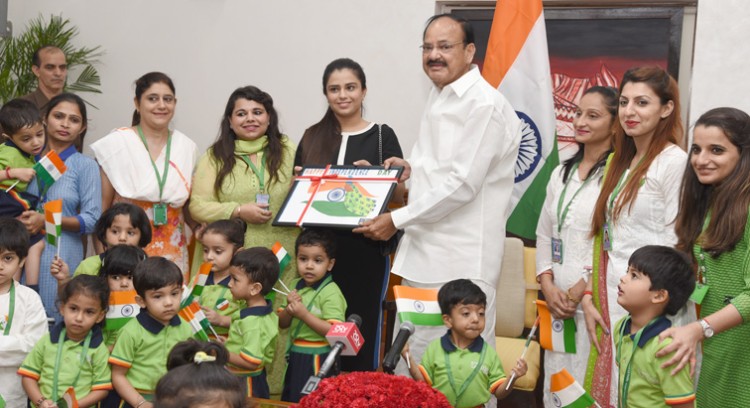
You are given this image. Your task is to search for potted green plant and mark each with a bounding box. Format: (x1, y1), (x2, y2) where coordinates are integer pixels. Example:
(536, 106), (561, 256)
(0, 14), (102, 105)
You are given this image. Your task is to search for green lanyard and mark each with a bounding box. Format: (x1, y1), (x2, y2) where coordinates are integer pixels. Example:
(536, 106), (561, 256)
(52, 328), (92, 401)
(240, 154), (266, 193)
(2, 282), (15, 335)
(607, 156), (646, 219)
(137, 126), (172, 202)
(444, 341), (487, 406)
(616, 317), (659, 408)
(556, 162), (593, 235)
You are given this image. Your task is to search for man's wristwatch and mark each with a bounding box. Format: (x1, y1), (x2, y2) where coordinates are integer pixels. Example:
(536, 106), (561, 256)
(699, 319), (714, 338)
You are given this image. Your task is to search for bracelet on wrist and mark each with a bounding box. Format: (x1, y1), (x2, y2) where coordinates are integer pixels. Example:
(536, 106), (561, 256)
(135, 399), (147, 408)
(35, 396), (47, 406)
(536, 271), (553, 284)
(566, 289), (581, 304)
(5, 167), (11, 179)
(582, 290), (593, 297)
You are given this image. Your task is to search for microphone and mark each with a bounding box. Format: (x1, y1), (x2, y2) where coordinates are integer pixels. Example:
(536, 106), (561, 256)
(382, 321), (416, 374)
(301, 314), (364, 395)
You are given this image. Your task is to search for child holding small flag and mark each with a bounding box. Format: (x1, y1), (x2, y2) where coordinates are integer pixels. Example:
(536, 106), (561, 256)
(278, 228), (346, 402)
(0, 218), (48, 408)
(18, 275), (112, 408)
(98, 245), (147, 349)
(611, 246), (695, 408)
(402, 279), (527, 407)
(109, 257), (192, 407)
(221, 247), (279, 399)
(198, 219), (246, 338)
(0, 99), (49, 292)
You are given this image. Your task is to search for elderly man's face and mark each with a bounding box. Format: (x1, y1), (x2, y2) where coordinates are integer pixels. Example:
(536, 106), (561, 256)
(421, 17), (475, 89)
(32, 48), (68, 95)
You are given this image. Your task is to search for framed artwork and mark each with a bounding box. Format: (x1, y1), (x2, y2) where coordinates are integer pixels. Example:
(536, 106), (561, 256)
(273, 165), (403, 228)
(451, 5), (688, 160)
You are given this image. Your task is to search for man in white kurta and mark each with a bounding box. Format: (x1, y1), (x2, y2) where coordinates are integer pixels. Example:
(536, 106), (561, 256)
(355, 14), (521, 373)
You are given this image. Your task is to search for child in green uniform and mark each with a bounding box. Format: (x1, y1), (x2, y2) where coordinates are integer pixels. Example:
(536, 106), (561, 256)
(19, 275), (112, 408)
(155, 339), (245, 408)
(74, 203), (152, 277)
(403, 279), (527, 407)
(222, 247), (279, 398)
(612, 246), (696, 408)
(198, 219), (246, 338)
(109, 257), (192, 408)
(0, 99), (46, 292)
(279, 228), (346, 402)
(99, 245), (147, 349)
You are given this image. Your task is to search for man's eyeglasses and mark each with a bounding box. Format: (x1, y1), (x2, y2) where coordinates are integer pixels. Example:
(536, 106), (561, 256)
(420, 42), (464, 54)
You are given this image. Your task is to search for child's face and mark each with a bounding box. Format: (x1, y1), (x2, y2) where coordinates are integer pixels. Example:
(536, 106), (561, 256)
(59, 292), (106, 342)
(443, 302), (486, 343)
(136, 283), (182, 325)
(6, 123), (45, 156)
(296, 244), (334, 286)
(617, 266), (662, 312)
(0, 249), (24, 292)
(105, 214), (141, 247)
(228, 266), (261, 301)
(201, 231), (236, 276)
(107, 274), (134, 292)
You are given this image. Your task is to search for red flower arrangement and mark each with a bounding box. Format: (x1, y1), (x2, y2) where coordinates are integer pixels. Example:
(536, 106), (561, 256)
(296, 371), (451, 408)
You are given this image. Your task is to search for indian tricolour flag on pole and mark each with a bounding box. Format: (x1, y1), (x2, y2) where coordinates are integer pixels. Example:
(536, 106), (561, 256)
(536, 300), (576, 353)
(34, 150), (67, 187)
(179, 300), (211, 341)
(393, 285), (442, 326)
(550, 368), (596, 408)
(44, 199), (63, 247)
(106, 290), (140, 331)
(482, 0), (558, 240)
(182, 262), (211, 308)
(272, 241), (291, 273)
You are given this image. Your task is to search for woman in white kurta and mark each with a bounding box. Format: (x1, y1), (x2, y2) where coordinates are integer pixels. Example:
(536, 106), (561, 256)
(582, 67), (694, 407)
(91, 72), (197, 277)
(536, 87), (616, 407)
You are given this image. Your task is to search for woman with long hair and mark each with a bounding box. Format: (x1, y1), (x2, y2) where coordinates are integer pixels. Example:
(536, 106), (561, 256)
(580, 67), (694, 406)
(91, 72), (198, 279)
(535, 86), (616, 406)
(295, 58), (404, 371)
(659, 107), (750, 406)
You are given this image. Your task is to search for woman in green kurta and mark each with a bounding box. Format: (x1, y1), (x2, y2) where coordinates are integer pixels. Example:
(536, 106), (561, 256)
(662, 107), (750, 406)
(189, 86), (298, 396)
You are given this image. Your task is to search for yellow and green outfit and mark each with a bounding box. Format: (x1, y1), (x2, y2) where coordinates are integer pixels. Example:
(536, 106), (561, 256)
(614, 316), (695, 407)
(280, 274), (346, 402)
(73, 253), (104, 277)
(18, 323), (112, 406)
(224, 300), (278, 398)
(108, 311), (192, 405)
(419, 330), (506, 408)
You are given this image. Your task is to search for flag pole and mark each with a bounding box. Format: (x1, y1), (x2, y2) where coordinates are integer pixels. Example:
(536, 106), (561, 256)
(56, 234), (61, 259)
(506, 316), (540, 390)
(5, 180), (19, 192)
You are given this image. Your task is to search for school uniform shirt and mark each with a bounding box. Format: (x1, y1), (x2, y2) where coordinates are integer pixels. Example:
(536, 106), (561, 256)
(419, 331), (506, 408)
(108, 310), (192, 393)
(73, 254), (103, 277)
(224, 300), (278, 376)
(614, 316), (696, 408)
(198, 273), (245, 337)
(0, 282), (48, 408)
(18, 324), (111, 405)
(390, 65), (521, 289)
(284, 275), (346, 354)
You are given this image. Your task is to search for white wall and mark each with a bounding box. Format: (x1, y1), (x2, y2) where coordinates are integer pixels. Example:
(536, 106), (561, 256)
(688, 0), (750, 126)
(9, 0), (437, 155)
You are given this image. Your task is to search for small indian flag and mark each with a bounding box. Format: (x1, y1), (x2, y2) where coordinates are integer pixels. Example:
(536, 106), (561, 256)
(179, 300), (210, 341)
(34, 150), (67, 187)
(393, 285), (442, 326)
(216, 299), (230, 311)
(56, 386), (79, 408)
(272, 241), (292, 273)
(182, 262), (211, 308)
(550, 368), (595, 408)
(44, 199), (63, 246)
(536, 300), (576, 353)
(106, 290), (140, 331)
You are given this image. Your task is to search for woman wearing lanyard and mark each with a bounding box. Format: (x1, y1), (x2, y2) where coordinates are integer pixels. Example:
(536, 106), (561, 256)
(535, 86), (616, 407)
(91, 72), (198, 277)
(581, 67), (694, 407)
(20, 93), (102, 320)
(658, 107), (750, 406)
(189, 86), (298, 394)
